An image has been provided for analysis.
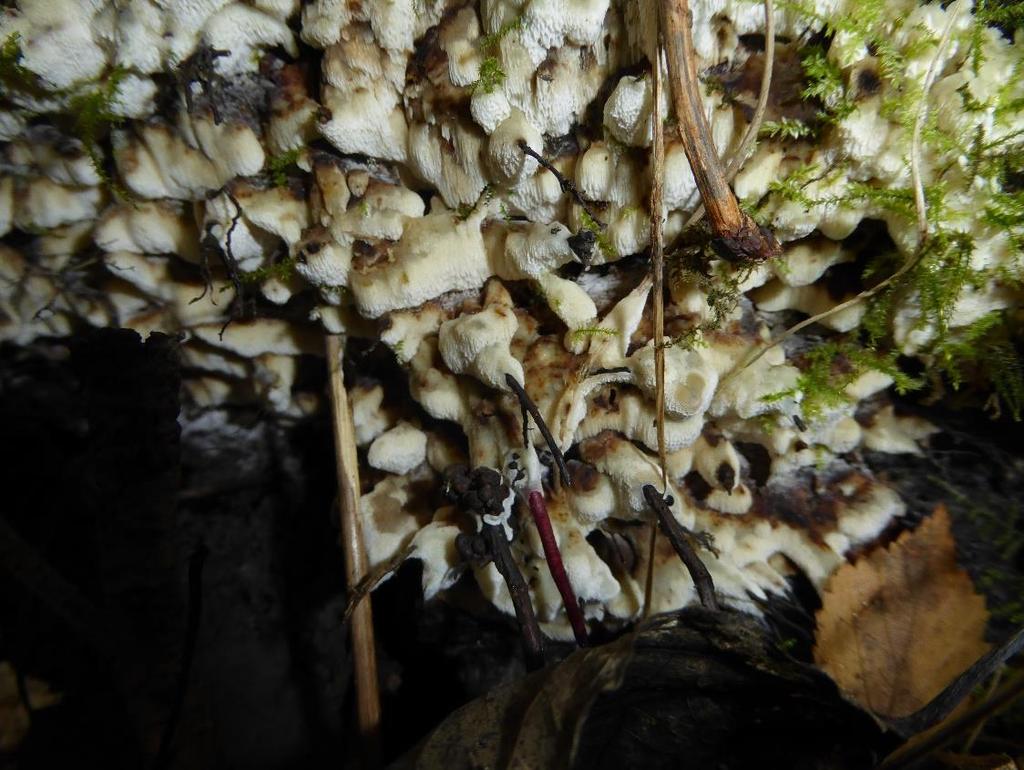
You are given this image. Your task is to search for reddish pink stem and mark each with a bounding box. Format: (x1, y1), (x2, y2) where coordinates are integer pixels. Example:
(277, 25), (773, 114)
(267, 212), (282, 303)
(527, 490), (588, 646)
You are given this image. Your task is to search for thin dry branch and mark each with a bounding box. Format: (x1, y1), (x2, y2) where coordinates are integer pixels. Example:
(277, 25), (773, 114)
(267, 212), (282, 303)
(646, 28), (668, 617)
(662, 0), (780, 262)
(651, 46), (668, 489)
(642, 485), (718, 610)
(684, 0), (775, 230)
(880, 670), (1024, 770)
(326, 333), (382, 765)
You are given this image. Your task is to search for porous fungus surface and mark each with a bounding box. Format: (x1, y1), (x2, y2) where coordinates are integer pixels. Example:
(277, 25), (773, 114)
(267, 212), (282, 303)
(2, 0), (1022, 638)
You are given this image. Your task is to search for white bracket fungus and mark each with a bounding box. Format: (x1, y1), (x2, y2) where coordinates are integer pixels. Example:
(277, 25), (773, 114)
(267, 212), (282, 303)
(3, 0), (1016, 642)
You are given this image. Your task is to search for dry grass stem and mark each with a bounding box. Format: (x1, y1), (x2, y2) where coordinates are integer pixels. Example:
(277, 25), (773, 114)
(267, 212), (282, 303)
(326, 333), (382, 765)
(646, 26), (668, 616)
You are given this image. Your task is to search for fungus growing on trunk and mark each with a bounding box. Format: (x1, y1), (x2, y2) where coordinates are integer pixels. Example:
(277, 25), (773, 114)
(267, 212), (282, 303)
(1, 0), (1022, 646)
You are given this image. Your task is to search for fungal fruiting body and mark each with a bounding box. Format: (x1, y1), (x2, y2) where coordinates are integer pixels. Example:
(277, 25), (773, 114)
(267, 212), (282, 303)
(1, 0), (1021, 640)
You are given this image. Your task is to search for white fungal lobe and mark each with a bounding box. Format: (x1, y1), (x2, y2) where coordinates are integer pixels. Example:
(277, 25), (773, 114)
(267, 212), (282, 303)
(3, 0), (1014, 640)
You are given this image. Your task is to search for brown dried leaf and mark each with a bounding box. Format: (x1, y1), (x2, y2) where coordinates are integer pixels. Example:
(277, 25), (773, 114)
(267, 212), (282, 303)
(814, 504), (990, 718)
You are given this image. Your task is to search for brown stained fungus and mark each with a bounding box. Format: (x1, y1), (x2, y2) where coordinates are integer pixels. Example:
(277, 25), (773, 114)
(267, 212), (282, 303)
(1, 0), (1016, 646)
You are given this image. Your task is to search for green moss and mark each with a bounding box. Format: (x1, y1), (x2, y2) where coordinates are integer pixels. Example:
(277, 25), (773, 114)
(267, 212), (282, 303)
(67, 65), (130, 196)
(473, 56), (506, 95)
(241, 256), (296, 285)
(984, 189), (1024, 250)
(667, 326), (706, 351)
(667, 258), (750, 347)
(479, 15), (523, 53)
(570, 326), (618, 341)
(763, 339), (919, 421)
(0, 33), (48, 97)
(974, 0), (1024, 37)
(760, 0), (1024, 420)
(2, 33), (131, 196)
(579, 209), (617, 260)
(933, 312), (1024, 421)
(266, 148), (303, 187)
(799, 45), (855, 125)
(860, 230), (1024, 419)
(764, 161), (823, 208)
(758, 117), (814, 141)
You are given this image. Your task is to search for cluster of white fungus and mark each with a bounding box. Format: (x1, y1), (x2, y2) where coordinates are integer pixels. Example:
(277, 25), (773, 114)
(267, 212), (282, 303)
(2, 0), (1021, 638)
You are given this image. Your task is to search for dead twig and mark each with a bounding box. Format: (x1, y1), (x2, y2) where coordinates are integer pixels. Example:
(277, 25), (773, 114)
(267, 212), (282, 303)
(154, 543), (207, 770)
(962, 668), (1003, 753)
(505, 373), (573, 489)
(650, 35), (668, 490)
(879, 669), (1024, 770)
(458, 522), (546, 670)
(684, 0), (775, 230)
(661, 0), (780, 263)
(886, 625), (1024, 740)
(326, 334), (381, 766)
(482, 523), (546, 669)
(642, 484), (718, 610)
(341, 543), (416, 626)
(517, 139), (605, 229)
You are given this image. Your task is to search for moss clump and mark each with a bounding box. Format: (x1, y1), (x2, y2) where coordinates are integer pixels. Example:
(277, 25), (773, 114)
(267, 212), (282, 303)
(241, 256), (296, 285)
(570, 326), (617, 341)
(579, 209), (617, 261)
(473, 56), (506, 95)
(471, 14), (523, 94)
(667, 249), (751, 349)
(971, 0), (1024, 71)
(0, 33), (48, 97)
(799, 45), (856, 129)
(758, 117), (814, 141)
(2, 33), (133, 196)
(932, 312), (1024, 421)
(763, 340), (919, 421)
(67, 65), (130, 196)
(478, 15), (523, 53)
(266, 148), (303, 187)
